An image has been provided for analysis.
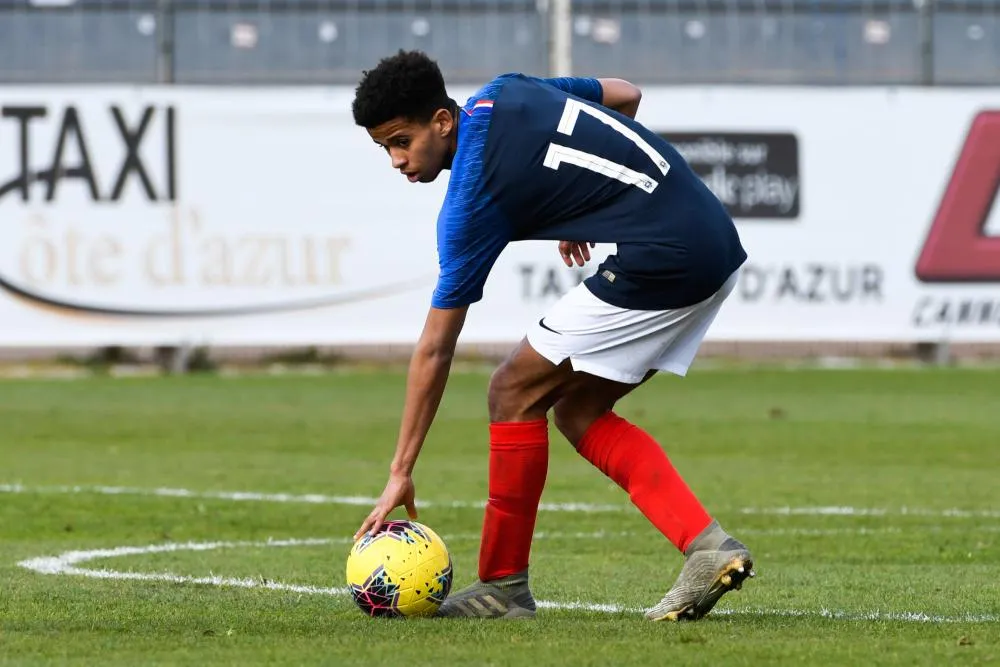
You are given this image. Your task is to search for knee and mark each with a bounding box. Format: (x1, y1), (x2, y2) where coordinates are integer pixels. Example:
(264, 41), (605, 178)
(487, 361), (524, 422)
(553, 397), (610, 448)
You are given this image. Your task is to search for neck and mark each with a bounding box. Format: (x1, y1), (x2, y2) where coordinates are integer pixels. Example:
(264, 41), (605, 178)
(443, 98), (460, 170)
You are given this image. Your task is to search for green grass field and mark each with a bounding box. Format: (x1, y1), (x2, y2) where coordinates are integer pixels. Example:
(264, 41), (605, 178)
(2, 367), (999, 666)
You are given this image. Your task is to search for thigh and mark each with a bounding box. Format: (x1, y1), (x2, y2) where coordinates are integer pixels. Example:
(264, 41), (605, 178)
(487, 338), (575, 423)
(490, 332), (658, 429)
(489, 337), (647, 423)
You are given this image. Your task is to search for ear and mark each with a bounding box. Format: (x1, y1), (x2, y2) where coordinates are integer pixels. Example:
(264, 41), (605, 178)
(432, 107), (454, 138)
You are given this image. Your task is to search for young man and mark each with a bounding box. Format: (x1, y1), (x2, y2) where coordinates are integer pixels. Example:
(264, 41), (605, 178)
(351, 50), (755, 621)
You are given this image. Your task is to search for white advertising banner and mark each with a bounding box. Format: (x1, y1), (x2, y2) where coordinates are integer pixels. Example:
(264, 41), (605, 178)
(0, 86), (998, 345)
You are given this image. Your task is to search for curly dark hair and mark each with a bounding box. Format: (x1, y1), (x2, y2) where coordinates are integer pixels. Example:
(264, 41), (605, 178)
(352, 50), (454, 129)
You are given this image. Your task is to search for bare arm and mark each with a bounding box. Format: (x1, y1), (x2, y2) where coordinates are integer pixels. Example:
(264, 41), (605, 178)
(354, 305), (468, 538)
(597, 78), (643, 119)
(389, 305), (468, 476)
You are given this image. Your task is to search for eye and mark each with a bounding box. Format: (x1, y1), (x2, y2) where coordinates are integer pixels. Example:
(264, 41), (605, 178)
(395, 137), (411, 148)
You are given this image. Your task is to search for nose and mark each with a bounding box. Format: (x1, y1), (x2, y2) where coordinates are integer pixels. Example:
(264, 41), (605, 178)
(389, 148), (407, 170)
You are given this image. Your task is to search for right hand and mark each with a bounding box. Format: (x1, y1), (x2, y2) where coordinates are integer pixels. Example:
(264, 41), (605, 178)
(559, 241), (596, 267)
(353, 473), (418, 541)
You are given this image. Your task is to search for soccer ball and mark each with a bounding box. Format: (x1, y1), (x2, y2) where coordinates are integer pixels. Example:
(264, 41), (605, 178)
(346, 520), (453, 617)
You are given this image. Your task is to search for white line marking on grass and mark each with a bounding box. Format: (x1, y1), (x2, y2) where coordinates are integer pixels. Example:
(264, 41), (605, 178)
(540, 528), (905, 537)
(740, 506), (1000, 519)
(18, 538), (350, 596)
(16, 532), (639, 580)
(740, 527), (903, 536)
(17, 538), (999, 624)
(3, 483), (998, 519)
(538, 602), (1000, 623)
(713, 608), (1000, 624)
(537, 600), (634, 613)
(0, 483), (621, 512)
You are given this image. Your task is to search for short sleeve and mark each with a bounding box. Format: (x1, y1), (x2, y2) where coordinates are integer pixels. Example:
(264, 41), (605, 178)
(430, 109), (511, 310)
(535, 76), (603, 104)
(431, 201), (508, 309)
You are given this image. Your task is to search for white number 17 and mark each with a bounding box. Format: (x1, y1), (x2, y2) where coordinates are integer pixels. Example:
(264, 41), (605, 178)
(543, 99), (670, 194)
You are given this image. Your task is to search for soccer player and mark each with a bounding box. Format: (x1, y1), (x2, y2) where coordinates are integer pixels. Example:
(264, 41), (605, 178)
(351, 50), (755, 621)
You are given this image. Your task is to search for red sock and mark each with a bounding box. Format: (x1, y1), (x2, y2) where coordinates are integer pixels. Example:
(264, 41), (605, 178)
(578, 412), (711, 553)
(478, 419), (549, 581)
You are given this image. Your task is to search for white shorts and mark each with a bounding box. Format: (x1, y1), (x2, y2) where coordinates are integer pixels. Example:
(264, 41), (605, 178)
(526, 269), (740, 384)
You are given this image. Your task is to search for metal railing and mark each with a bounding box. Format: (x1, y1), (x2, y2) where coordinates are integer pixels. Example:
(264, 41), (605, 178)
(0, 0), (997, 85)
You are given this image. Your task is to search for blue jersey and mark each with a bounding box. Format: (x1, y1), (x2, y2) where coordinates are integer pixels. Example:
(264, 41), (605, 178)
(432, 73), (747, 311)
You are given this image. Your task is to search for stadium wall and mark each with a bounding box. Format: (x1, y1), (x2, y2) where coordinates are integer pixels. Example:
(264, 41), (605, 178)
(1, 85), (999, 350)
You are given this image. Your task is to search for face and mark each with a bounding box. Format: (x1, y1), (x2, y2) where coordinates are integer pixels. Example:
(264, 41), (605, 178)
(367, 108), (455, 183)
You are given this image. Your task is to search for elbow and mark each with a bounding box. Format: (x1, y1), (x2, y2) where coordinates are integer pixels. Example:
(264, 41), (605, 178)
(431, 346), (456, 366)
(612, 78), (642, 105)
(417, 338), (456, 366)
(619, 85), (642, 119)
(626, 82), (642, 106)
(604, 78), (642, 118)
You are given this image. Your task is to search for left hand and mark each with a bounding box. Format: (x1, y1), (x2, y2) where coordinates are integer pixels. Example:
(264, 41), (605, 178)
(353, 473), (418, 540)
(559, 241), (596, 267)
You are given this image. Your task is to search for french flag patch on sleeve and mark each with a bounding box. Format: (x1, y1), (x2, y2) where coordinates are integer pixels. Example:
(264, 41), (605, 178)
(463, 100), (495, 115)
